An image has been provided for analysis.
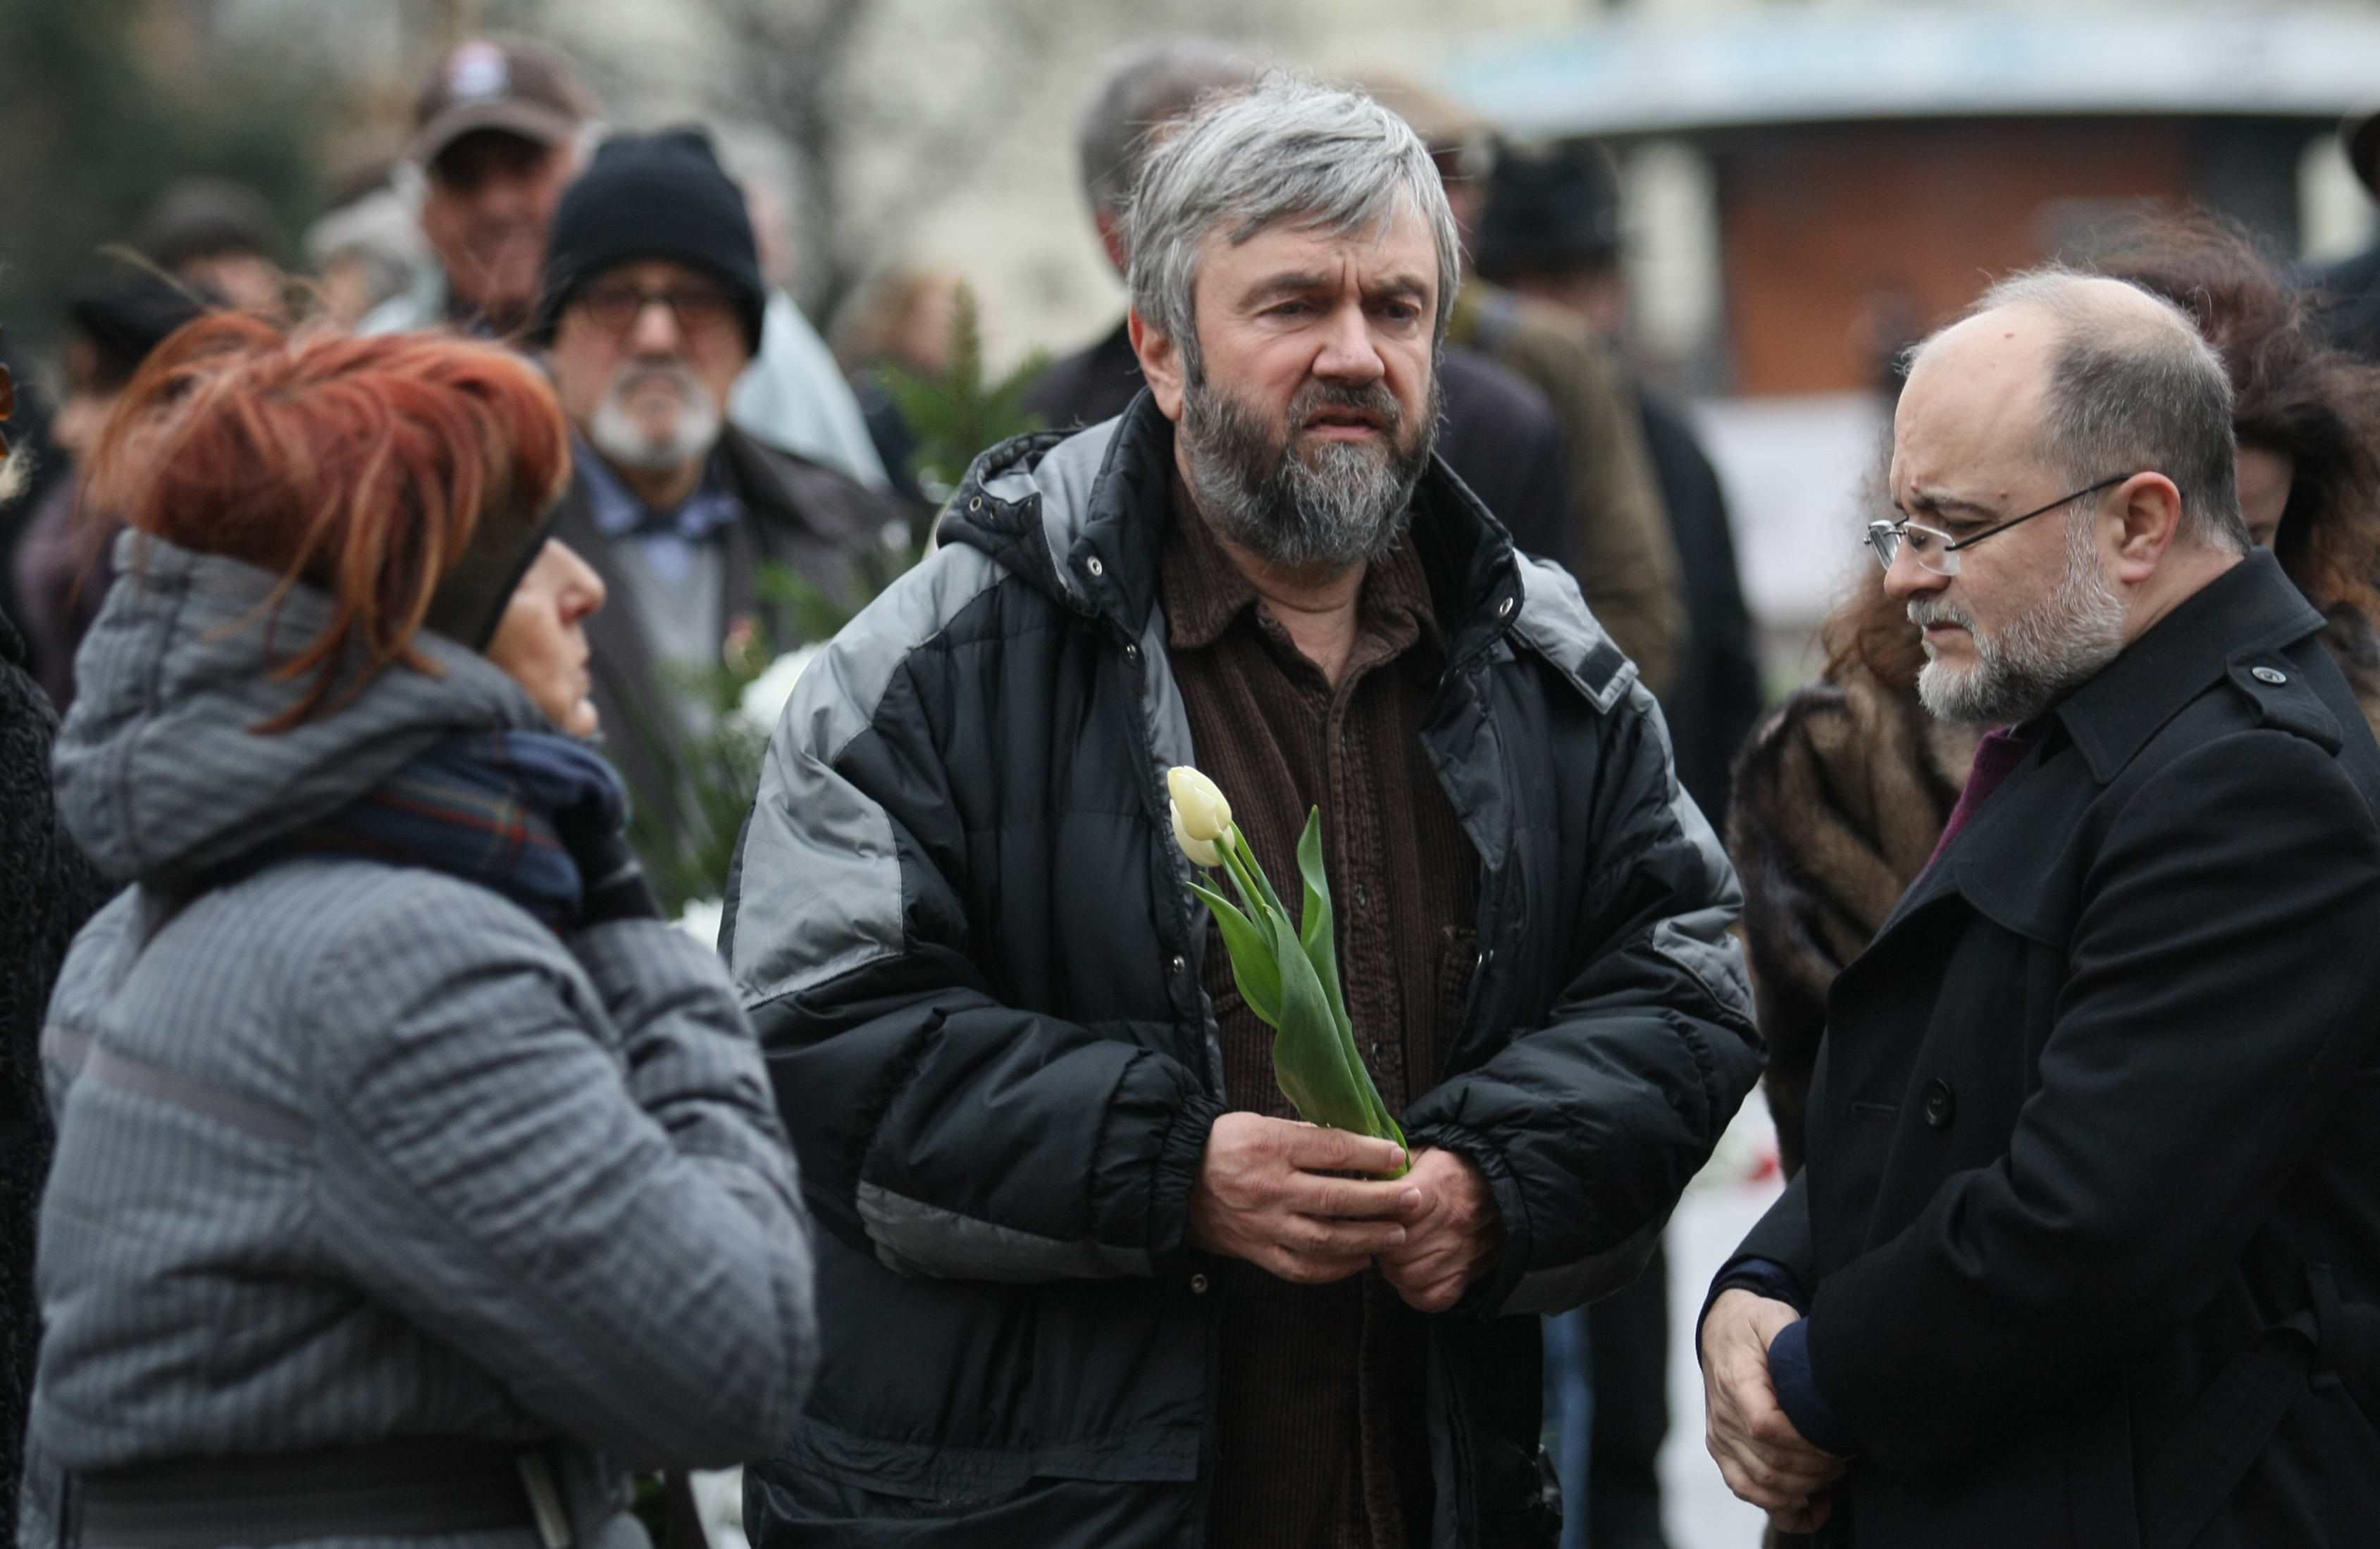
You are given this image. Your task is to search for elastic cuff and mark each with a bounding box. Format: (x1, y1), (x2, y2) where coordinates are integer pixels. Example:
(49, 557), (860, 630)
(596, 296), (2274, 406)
(1768, 1317), (1859, 1456)
(1146, 1093), (1227, 1277)
(1405, 1121), (1528, 1316)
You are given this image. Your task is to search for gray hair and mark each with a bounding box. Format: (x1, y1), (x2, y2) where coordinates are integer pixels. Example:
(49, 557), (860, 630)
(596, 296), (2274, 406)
(1944, 268), (2249, 551)
(1124, 73), (1462, 381)
(1077, 39), (1260, 221)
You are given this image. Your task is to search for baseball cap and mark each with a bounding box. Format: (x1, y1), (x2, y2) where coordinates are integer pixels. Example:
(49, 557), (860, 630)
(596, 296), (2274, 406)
(409, 35), (598, 171)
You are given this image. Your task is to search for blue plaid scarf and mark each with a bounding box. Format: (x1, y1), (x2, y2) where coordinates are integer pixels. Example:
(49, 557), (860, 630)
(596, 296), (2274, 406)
(271, 730), (628, 927)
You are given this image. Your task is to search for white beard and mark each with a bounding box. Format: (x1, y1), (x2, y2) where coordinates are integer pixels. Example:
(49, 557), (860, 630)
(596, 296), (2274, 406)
(1911, 515), (2128, 726)
(589, 361), (722, 473)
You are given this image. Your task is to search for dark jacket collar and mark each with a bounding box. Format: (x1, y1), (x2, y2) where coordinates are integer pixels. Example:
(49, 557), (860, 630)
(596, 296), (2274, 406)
(941, 390), (1527, 670)
(2053, 547), (2325, 782)
(1862, 550), (2327, 946)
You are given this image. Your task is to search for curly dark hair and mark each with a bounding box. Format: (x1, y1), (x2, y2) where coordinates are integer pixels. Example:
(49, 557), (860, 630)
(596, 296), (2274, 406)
(1826, 214), (2380, 690)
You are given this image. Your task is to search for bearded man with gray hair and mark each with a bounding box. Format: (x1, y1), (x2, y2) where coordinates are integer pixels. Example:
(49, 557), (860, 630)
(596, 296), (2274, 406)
(1702, 273), (2380, 1545)
(726, 75), (1760, 1548)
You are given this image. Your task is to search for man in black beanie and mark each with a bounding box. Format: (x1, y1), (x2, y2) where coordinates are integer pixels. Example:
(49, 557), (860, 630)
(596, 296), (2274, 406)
(538, 127), (898, 885)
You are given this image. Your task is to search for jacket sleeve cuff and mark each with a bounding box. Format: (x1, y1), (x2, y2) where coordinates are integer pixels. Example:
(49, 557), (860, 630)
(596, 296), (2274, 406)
(1405, 1121), (1530, 1314)
(1713, 1256), (1807, 1314)
(1146, 1093), (1227, 1277)
(1695, 1256), (1806, 1371)
(1768, 1317), (1860, 1456)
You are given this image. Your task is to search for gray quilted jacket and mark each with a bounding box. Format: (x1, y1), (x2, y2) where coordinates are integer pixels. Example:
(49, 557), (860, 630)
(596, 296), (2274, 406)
(21, 537), (817, 1549)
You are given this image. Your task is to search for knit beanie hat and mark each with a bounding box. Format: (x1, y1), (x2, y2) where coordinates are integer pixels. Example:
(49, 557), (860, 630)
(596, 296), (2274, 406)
(535, 127), (765, 354)
(1475, 145), (1624, 283)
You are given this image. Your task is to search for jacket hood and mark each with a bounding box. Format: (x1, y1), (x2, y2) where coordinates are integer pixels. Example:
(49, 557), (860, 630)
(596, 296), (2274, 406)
(939, 391), (1637, 710)
(54, 533), (552, 887)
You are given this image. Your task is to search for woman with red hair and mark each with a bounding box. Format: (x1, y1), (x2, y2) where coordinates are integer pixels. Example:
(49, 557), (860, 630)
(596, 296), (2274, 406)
(25, 316), (816, 1549)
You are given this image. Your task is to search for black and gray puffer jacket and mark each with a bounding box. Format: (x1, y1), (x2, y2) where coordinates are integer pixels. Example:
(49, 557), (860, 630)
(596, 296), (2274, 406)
(723, 392), (1763, 1548)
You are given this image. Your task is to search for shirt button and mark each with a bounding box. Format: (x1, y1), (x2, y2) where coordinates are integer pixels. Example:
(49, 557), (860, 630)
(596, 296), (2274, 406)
(1190, 1274), (1210, 1294)
(1496, 596), (1515, 618)
(1086, 556), (1105, 578)
(1124, 642), (1140, 661)
(1922, 1078), (1957, 1130)
(2252, 665), (2287, 685)
(1353, 883), (1370, 907)
(1170, 954), (1186, 976)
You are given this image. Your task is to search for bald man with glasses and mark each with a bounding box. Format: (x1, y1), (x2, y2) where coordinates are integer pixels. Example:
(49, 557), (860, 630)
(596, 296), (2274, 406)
(1701, 271), (2380, 1547)
(535, 130), (898, 876)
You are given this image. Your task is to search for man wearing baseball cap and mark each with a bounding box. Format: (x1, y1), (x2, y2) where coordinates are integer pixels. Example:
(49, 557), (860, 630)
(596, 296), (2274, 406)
(534, 128), (899, 877)
(366, 37), (891, 492)
(364, 35), (596, 340)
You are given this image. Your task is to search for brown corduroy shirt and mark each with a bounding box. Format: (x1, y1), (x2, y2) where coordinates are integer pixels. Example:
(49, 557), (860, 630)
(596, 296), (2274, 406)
(1163, 482), (1479, 1549)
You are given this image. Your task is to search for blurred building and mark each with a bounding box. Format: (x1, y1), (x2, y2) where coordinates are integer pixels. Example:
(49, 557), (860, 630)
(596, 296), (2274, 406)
(1444, 4), (2380, 683)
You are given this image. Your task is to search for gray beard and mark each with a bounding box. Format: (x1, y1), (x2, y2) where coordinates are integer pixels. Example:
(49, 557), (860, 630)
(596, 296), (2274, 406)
(590, 360), (722, 473)
(1179, 371), (1437, 571)
(1912, 514), (2128, 726)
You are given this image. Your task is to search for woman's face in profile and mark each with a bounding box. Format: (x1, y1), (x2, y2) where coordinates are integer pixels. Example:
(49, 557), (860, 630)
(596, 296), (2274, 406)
(486, 538), (606, 736)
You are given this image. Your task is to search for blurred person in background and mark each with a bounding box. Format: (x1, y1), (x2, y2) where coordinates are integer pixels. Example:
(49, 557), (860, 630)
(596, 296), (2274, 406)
(726, 74), (1759, 1549)
(1033, 42), (1575, 582)
(1027, 37), (1258, 423)
(137, 178), (287, 316)
(24, 313), (817, 1549)
(533, 129), (896, 871)
(305, 160), (431, 329)
(0, 362), (112, 1549)
(11, 268), (210, 708)
(1734, 218), (2380, 1181)
(363, 35), (597, 341)
(831, 264), (960, 506)
(365, 37), (888, 492)
(1478, 143), (1762, 833)
(1365, 76), (1685, 698)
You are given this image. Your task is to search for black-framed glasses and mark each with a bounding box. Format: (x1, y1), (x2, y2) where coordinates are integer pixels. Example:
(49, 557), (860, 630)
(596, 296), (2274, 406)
(571, 282), (738, 338)
(1866, 473), (2136, 576)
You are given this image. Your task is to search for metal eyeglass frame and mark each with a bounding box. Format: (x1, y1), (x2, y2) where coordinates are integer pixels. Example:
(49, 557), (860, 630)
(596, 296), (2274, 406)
(1865, 473), (2136, 576)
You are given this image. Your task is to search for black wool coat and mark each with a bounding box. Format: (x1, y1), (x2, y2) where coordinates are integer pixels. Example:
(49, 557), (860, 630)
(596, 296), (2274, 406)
(1721, 550), (2380, 1549)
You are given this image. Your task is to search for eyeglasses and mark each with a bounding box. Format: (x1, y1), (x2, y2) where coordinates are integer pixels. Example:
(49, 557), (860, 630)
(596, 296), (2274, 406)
(571, 282), (738, 338)
(1865, 473), (2136, 576)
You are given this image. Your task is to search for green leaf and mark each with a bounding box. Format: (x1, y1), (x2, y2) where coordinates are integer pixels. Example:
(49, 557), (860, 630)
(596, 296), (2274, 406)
(1232, 826), (1292, 928)
(1293, 809), (1405, 1150)
(1294, 811), (1349, 1026)
(1189, 880), (1282, 1026)
(1269, 911), (1376, 1137)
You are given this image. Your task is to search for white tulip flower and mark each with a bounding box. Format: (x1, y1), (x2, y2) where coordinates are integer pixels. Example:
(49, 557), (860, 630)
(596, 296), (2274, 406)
(1168, 766), (1232, 840)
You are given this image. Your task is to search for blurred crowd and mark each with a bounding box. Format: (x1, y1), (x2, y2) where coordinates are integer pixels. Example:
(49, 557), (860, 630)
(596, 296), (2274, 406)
(8, 23), (2380, 1549)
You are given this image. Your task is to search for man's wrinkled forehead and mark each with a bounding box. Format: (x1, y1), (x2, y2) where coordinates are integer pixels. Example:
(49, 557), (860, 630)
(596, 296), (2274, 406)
(1201, 199), (1434, 295)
